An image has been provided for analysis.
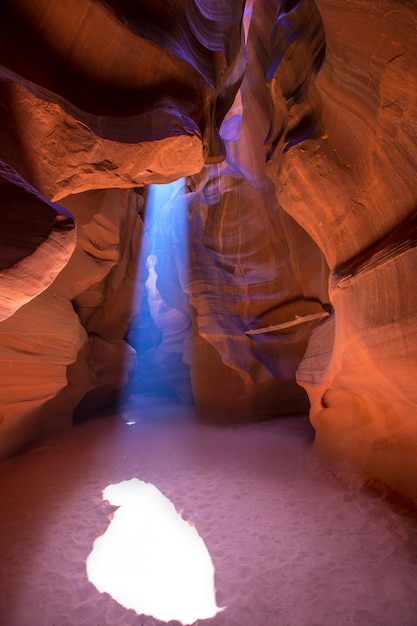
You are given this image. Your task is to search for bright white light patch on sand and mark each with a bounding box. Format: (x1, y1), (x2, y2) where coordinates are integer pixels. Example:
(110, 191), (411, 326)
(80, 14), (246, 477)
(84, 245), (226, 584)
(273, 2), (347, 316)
(86, 478), (223, 625)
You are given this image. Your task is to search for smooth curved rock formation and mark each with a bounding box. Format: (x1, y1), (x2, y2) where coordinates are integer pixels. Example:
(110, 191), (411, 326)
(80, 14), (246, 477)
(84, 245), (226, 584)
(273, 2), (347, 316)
(0, 160), (76, 321)
(0, 79), (204, 201)
(265, 0), (417, 499)
(182, 161), (328, 422)
(0, 0), (417, 504)
(0, 0), (245, 455)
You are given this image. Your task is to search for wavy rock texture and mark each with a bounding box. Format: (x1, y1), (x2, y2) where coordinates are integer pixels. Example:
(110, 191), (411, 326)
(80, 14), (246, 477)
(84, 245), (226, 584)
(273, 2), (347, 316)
(182, 163), (328, 422)
(0, 188), (141, 458)
(0, 0), (416, 505)
(182, 0), (328, 422)
(127, 0), (329, 422)
(0, 160), (76, 321)
(265, 0), (417, 499)
(0, 0), (245, 457)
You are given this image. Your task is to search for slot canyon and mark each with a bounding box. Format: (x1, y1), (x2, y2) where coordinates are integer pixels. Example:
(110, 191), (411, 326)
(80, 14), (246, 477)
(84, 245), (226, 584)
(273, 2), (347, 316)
(1, 1), (417, 624)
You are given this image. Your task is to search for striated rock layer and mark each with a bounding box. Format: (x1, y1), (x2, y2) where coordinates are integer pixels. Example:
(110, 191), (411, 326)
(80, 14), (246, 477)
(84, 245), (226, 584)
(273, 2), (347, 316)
(0, 0), (417, 505)
(265, 0), (417, 500)
(182, 161), (328, 422)
(0, 160), (76, 321)
(0, 0), (245, 457)
(127, 0), (329, 423)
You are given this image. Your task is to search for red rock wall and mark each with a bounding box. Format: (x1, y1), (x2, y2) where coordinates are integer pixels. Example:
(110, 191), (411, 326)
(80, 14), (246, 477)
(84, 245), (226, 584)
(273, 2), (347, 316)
(0, 0), (417, 503)
(264, 0), (417, 500)
(0, 0), (245, 456)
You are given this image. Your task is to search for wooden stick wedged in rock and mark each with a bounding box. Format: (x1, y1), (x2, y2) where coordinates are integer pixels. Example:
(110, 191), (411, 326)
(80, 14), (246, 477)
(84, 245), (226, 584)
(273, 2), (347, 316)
(245, 311), (330, 336)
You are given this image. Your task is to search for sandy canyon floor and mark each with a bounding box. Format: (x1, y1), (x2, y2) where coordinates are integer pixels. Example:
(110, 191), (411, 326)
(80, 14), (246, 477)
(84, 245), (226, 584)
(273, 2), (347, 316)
(1, 395), (417, 626)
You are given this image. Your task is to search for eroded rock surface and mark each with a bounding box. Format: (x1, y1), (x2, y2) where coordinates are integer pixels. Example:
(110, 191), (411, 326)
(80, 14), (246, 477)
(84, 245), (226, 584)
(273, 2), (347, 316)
(0, 0), (245, 455)
(0, 0), (417, 503)
(265, 0), (417, 499)
(0, 160), (76, 321)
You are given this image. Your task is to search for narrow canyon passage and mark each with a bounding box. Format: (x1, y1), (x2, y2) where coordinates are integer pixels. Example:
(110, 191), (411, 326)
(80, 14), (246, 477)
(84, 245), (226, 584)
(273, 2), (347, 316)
(1, 396), (417, 626)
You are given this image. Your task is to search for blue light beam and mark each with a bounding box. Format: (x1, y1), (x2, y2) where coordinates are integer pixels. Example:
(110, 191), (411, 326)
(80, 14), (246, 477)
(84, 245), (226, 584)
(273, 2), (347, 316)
(127, 178), (193, 405)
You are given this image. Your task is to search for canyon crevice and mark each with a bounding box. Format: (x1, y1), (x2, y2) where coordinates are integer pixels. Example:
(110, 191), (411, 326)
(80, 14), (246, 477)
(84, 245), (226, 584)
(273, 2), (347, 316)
(0, 0), (416, 502)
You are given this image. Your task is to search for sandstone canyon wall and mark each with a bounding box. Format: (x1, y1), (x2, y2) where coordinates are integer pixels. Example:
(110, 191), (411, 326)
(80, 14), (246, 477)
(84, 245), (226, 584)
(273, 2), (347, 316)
(0, 0), (245, 456)
(264, 0), (417, 500)
(0, 0), (416, 503)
